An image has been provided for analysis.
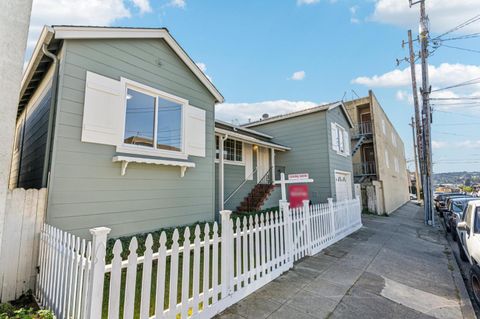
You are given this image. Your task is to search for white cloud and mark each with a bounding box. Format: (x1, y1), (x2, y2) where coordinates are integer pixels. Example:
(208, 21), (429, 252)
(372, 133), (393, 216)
(459, 140), (480, 148)
(195, 62), (212, 82)
(352, 63), (480, 89)
(371, 0), (480, 34)
(131, 0), (152, 13)
(169, 0), (186, 8)
(297, 0), (320, 5)
(395, 90), (409, 101)
(432, 140), (448, 149)
(216, 100), (319, 124)
(28, 0), (132, 51)
(290, 70), (306, 81)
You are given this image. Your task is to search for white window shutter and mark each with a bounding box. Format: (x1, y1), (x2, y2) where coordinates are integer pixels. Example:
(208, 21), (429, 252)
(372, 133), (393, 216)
(343, 130), (350, 155)
(331, 123), (339, 151)
(185, 105), (206, 157)
(81, 71), (123, 146)
(244, 143), (253, 180)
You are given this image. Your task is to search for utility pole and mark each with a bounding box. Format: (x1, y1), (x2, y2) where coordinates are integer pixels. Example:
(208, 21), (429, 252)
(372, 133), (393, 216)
(410, 0), (434, 225)
(410, 117), (421, 201)
(0, 0), (33, 257)
(406, 29), (424, 197)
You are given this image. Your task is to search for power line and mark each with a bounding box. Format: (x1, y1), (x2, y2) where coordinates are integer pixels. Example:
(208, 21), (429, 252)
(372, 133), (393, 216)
(438, 44), (480, 54)
(433, 14), (480, 40)
(439, 32), (480, 41)
(430, 97), (480, 101)
(431, 76), (480, 93)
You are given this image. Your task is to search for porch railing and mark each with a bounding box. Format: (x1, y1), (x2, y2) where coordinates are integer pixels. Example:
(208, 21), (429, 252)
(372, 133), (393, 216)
(353, 161), (376, 176)
(352, 122), (373, 138)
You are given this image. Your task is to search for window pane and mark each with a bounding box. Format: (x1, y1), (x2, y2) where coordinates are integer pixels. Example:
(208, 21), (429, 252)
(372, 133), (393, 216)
(235, 140), (242, 161)
(124, 89), (155, 147)
(157, 97), (182, 152)
(224, 138), (235, 161)
(215, 136), (219, 159)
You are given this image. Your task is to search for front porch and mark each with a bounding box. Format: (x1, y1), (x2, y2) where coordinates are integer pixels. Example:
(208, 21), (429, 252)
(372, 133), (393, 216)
(215, 120), (290, 214)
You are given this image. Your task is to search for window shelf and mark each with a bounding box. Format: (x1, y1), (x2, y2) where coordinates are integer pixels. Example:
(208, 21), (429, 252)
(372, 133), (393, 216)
(112, 155), (195, 177)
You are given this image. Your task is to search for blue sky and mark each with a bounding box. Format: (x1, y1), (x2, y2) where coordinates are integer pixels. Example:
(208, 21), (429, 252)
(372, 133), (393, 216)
(26, 0), (480, 173)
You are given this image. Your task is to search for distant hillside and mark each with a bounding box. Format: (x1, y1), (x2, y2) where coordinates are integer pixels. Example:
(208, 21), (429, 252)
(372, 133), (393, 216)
(434, 171), (480, 186)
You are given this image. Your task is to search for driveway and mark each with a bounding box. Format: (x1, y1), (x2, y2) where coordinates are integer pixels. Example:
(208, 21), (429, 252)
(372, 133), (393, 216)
(216, 202), (476, 319)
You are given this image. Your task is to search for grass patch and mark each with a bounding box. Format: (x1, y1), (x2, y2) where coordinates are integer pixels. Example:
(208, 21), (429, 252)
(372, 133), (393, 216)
(102, 221), (221, 318)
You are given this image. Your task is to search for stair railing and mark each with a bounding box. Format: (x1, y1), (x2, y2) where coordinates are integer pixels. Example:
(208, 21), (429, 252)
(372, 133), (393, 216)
(224, 167), (258, 205)
(243, 167), (275, 212)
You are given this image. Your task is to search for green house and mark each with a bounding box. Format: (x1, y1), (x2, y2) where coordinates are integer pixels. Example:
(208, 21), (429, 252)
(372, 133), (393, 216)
(11, 25), (355, 238)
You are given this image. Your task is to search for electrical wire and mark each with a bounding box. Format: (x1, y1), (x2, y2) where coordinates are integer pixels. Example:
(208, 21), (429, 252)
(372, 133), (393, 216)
(431, 77), (480, 93)
(433, 14), (480, 40)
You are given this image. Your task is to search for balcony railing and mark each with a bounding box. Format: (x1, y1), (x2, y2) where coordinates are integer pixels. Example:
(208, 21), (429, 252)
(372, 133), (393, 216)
(352, 122), (373, 138)
(353, 161), (377, 176)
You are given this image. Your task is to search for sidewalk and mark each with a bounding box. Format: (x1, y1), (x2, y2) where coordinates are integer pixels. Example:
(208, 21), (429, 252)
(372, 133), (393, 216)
(216, 202), (476, 319)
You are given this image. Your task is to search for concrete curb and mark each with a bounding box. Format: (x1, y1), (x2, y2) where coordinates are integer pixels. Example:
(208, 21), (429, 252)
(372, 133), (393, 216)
(443, 226), (477, 318)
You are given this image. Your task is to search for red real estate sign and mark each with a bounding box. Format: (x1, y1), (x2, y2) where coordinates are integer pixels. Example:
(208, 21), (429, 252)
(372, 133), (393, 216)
(288, 184), (309, 208)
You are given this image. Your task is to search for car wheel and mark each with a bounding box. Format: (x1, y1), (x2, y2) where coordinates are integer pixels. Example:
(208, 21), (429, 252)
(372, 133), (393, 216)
(458, 240), (469, 262)
(470, 265), (480, 307)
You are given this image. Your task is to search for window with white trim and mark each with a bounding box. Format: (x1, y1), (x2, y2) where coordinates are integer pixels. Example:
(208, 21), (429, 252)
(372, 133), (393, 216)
(81, 71), (207, 177)
(124, 88), (182, 152)
(382, 119), (386, 135)
(331, 123), (350, 156)
(216, 136), (243, 163)
(394, 157), (399, 172)
(385, 150), (390, 168)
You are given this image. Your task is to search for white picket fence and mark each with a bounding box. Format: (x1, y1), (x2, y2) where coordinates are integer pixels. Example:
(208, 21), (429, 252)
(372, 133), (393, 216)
(36, 198), (361, 319)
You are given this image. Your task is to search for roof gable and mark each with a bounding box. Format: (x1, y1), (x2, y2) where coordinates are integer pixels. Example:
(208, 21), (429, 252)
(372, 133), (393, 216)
(243, 101), (354, 128)
(19, 26), (224, 116)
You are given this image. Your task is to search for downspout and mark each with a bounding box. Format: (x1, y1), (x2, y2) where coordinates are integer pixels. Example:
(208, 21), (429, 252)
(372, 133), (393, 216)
(41, 44), (60, 187)
(219, 134), (228, 212)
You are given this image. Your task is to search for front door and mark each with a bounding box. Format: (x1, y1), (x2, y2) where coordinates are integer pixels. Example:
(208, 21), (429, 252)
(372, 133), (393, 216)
(335, 170), (352, 202)
(257, 147), (269, 183)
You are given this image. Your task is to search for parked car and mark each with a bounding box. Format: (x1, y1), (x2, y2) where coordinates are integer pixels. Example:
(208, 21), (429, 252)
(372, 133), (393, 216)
(446, 197), (476, 240)
(443, 195), (473, 223)
(436, 193), (465, 213)
(456, 200), (480, 306)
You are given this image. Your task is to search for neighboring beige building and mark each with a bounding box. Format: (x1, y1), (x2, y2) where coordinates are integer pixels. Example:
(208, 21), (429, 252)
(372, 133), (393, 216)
(345, 91), (410, 214)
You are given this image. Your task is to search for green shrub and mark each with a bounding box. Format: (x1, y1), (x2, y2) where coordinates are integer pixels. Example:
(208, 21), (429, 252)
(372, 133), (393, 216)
(0, 307), (54, 319)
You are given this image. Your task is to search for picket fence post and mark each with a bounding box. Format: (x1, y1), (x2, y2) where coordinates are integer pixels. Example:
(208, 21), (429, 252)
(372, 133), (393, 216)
(328, 198), (335, 237)
(303, 200), (312, 256)
(86, 227), (110, 319)
(220, 210), (233, 297)
(280, 200), (293, 267)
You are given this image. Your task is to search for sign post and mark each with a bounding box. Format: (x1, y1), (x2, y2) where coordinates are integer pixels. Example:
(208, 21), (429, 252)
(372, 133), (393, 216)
(274, 173), (314, 203)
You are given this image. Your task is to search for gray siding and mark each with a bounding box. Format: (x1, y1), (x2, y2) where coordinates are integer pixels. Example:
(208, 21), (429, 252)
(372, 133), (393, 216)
(215, 163), (256, 214)
(260, 186), (281, 210)
(48, 38), (217, 238)
(251, 112), (332, 203)
(326, 107), (355, 200)
(10, 88), (52, 189)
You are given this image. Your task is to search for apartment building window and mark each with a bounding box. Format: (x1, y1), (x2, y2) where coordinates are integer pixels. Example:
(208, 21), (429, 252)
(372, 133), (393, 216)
(385, 150), (390, 168)
(382, 119), (386, 135)
(394, 157), (399, 172)
(391, 132), (397, 147)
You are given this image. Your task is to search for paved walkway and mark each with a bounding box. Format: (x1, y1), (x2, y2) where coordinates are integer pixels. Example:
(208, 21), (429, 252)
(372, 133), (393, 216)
(216, 202), (476, 319)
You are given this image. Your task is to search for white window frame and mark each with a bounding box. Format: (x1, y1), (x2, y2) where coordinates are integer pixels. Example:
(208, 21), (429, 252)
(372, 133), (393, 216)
(394, 157), (399, 172)
(334, 123), (349, 157)
(215, 135), (245, 165)
(116, 78), (188, 160)
(382, 119), (386, 135)
(385, 150), (390, 168)
(391, 132), (397, 147)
